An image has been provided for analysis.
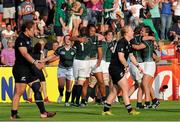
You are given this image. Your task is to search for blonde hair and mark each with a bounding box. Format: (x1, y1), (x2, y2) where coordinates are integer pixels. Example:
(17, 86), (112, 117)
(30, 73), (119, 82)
(121, 25), (131, 37)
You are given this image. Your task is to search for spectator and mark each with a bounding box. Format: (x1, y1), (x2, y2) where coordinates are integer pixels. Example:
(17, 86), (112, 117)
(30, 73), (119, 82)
(47, 41), (59, 66)
(21, 0), (35, 23)
(0, 41), (3, 65)
(3, 0), (16, 27)
(160, 0), (173, 40)
(169, 18), (180, 42)
(1, 39), (15, 66)
(70, 1), (83, 36)
(54, 2), (68, 46)
(1, 23), (16, 48)
(172, 0), (180, 23)
(87, 0), (103, 25)
(33, 11), (46, 38)
(148, 0), (161, 37)
(176, 43), (180, 62)
(33, 0), (52, 23)
(0, 0), (3, 25)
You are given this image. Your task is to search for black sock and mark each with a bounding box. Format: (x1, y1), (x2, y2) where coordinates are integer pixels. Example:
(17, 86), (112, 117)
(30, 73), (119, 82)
(102, 96), (106, 102)
(118, 96), (123, 102)
(103, 103), (111, 112)
(152, 98), (158, 104)
(31, 82), (46, 114)
(95, 97), (101, 104)
(136, 102), (143, 107)
(58, 86), (64, 97)
(65, 91), (71, 103)
(125, 104), (133, 113)
(71, 85), (77, 103)
(145, 101), (150, 106)
(105, 86), (110, 97)
(76, 85), (82, 105)
(81, 99), (86, 104)
(11, 110), (17, 117)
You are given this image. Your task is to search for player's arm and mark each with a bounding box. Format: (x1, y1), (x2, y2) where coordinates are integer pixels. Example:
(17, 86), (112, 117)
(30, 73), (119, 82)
(97, 47), (103, 67)
(118, 52), (128, 68)
(132, 43), (146, 50)
(19, 47), (43, 69)
(129, 53), (143, 72)
(70, 36), (88, 43)
(40, 54), (57, 63)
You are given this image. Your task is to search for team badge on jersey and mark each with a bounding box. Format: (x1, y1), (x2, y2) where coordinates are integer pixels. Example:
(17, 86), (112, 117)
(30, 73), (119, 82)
(71, 52), (75, 55)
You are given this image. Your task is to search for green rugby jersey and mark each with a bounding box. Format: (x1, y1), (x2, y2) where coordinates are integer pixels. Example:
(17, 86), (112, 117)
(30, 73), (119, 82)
(102, 41), (116, 62)
(142, 40), (154, 62)
(130, 36), (143, 63)
(88, 36), (102, 59)
(74, 40), (91, 60)
(54, 9), (67, 27)
(54, 46), (76, 68)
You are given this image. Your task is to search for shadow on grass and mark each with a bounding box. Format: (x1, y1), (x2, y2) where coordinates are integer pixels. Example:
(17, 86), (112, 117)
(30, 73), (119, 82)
(156, 108), (180, 113)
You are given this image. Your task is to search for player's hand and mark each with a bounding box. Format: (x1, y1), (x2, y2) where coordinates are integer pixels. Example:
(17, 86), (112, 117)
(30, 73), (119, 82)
(96, 60), (101, 67)
(35, 61), (44, 70)
(124, 66), (129, 73)
(137, 65), (143, 74)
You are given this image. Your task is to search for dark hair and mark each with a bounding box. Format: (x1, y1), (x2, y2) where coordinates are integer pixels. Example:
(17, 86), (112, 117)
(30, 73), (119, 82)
(134, 26), (143, 35)
(64, 35), (70, 40)
(79, 27), (88, 36)
(21, 21), (35, 32)
(6, 23), (11, 27)
(53, 41), (59, 44)
(105, 30), (114, 36)
(88, 24), (96, 30)
(143, 26), (154, 36)
(61, 3), (67, 10)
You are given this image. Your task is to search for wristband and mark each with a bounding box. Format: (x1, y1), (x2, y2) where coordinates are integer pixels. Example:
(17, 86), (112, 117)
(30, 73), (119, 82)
(32, 60), (36, 64)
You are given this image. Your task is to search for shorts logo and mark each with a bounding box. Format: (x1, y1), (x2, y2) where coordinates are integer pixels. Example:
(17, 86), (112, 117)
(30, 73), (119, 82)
(27, 41), (30, 45)
(21, 77), (26, 81)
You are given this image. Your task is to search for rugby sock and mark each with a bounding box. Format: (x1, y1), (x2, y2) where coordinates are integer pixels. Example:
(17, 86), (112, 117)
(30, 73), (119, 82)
(31, 82), (46, 114)
(65, 91), (71, 103)
(71, 85), (77, 103)
(105, 86), (110, 98)
(81, 99), (86, 104)
(136, 102), (143, 108)
(58, 86), (64, 97)
(76, 85), (82, 105)
(103, 103), (111, 112)
(125, 104), (133, 113)
(102, 96), (106, 102)
(11, 110), (17, 117)
(145, 101), (151, 107)
(152, 98), (158, 104)
(118, 96), (123, 102)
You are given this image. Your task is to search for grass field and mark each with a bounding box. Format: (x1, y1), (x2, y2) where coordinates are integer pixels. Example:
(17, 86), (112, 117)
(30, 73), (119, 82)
(0, 101), (180, 121)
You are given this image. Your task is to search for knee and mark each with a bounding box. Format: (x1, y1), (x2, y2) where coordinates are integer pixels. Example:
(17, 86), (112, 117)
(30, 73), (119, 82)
(31, 82), (41, 92)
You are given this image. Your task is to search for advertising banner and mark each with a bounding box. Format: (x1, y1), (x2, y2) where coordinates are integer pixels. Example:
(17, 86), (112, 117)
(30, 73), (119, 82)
(0, 65), (180, 102)
(161, 45), (176, 60)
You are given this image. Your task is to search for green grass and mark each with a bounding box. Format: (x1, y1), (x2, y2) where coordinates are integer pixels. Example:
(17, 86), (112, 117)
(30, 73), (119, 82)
(0, 101), (180, 121)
